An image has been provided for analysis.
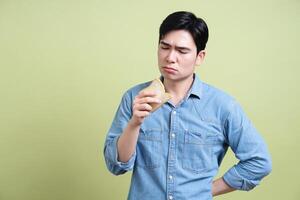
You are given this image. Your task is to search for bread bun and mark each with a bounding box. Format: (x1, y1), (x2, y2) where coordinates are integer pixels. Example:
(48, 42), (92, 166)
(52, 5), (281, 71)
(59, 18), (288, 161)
(140, 78), (172, 112)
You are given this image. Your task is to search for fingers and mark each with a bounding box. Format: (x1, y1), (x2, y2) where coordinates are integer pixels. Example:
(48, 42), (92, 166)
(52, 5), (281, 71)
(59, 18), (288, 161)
(133, 110), (151, 119)
(134, 96), (161, 105)
(137, 90), (157, 98)
(131, 90), (162, 125)
(133, 103), (153, 112)
(130, 110), (151, 126)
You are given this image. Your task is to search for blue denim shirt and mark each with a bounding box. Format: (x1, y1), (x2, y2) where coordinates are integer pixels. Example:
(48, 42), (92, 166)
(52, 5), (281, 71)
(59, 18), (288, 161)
(104, 74), (272, 200)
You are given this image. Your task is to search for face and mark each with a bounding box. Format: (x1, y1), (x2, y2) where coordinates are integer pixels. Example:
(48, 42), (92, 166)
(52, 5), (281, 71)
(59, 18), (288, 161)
(157, 30), (205, 82)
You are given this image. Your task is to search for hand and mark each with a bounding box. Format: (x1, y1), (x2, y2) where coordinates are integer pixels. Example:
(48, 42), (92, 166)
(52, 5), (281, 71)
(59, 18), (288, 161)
(129, 90), (161, 126)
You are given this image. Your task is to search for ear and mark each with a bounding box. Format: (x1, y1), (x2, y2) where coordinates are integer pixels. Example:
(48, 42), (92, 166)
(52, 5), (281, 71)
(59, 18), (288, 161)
(195, 50), (206, 66)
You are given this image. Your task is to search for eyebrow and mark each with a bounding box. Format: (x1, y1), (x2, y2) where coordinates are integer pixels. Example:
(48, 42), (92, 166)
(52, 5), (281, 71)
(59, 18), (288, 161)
(160, 40), (191, 51)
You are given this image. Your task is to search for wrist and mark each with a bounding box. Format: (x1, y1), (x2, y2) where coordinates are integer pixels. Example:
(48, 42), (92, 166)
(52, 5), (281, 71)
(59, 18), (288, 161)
(128, 118), (141, 129)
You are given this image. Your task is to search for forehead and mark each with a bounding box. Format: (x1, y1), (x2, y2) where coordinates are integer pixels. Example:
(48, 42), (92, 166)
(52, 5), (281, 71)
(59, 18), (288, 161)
(160, 30), (196, 48)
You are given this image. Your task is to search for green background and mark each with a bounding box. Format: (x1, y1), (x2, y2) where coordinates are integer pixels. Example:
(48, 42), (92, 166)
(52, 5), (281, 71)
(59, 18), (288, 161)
(0, 0), (299, 199)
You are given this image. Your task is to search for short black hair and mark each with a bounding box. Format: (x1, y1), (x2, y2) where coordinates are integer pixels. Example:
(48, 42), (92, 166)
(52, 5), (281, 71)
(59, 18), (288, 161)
(159, 11), (209, 53)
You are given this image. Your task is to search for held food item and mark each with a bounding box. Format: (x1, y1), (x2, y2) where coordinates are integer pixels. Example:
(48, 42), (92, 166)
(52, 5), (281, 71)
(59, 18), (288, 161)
(140, 78), (172, 112)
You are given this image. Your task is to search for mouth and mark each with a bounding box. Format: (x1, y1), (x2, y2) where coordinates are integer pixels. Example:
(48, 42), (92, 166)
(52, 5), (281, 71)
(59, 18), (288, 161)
(162, 66), (178, 74)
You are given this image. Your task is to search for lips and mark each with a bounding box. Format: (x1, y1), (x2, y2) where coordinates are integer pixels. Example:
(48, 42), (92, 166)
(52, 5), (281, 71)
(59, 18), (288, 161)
(163, 66), (178, 73)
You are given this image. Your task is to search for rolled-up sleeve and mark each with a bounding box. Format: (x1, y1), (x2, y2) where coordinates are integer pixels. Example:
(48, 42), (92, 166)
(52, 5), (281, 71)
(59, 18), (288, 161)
(222, 100), (272, 191)
(103, 92), (136, 175)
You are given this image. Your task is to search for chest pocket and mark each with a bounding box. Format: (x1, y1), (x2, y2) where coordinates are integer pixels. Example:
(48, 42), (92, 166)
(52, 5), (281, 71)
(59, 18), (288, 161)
(182, 130), (218, 173)
(136, 128), (162, 169)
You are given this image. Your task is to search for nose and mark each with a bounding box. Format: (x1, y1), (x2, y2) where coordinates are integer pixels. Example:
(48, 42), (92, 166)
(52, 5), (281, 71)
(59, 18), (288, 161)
(166, 50), (176, 63)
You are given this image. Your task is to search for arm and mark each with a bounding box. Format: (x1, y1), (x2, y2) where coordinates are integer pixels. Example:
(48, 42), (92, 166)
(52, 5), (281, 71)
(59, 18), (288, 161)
(117, 90), (161, 162)
(212, 177), (235, 197)
(221, 100), (272, 191)
(104, 90), (161, 175)
(116, 120), (140, 162)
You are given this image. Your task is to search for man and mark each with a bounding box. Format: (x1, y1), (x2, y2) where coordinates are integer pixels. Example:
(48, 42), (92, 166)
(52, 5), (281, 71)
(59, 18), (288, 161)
(104, 11), (272, 200)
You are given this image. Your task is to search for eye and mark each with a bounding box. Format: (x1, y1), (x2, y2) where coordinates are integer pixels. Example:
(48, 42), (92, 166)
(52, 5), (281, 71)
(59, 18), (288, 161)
(179, 50), (188, 54)
(160, 46), (169, 50)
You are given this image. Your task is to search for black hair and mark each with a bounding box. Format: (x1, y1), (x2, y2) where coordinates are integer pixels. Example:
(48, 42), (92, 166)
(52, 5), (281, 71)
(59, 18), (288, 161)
(159, 11), (209, 53)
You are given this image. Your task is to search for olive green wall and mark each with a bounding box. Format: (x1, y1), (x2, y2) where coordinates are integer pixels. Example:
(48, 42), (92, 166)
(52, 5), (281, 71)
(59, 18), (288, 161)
(0, 0), (299, 199)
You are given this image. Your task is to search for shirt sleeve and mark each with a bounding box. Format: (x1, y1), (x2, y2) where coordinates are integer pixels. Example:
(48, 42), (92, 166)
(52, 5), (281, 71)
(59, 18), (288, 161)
(103, 91), (136, 175)
(222, 100), (272, 191)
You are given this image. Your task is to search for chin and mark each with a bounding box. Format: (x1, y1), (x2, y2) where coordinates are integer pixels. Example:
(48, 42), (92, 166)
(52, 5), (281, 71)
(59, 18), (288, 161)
(162, 74), (180, 81)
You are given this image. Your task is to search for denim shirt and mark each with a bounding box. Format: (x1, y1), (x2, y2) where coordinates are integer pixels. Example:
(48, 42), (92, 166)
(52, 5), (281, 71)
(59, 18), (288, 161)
(104, 74), (272, 200)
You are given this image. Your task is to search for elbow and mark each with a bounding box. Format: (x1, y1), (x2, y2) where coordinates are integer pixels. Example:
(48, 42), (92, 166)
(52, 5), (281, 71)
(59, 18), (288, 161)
(247, 157), (272, 191)
(262, 156), (272, 177)
(235, 155), (272, 191)
(105, 158), (127, 176)
(252, 155), (272, 180)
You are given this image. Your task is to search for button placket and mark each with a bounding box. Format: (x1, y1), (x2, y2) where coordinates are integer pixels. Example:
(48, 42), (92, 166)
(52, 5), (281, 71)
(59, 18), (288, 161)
(167, 109), (177, 200)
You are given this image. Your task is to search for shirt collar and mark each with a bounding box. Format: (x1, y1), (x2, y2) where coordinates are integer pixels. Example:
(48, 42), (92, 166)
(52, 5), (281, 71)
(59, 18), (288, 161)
(187, 73), (203, 99)
(159, 73), (203, 99)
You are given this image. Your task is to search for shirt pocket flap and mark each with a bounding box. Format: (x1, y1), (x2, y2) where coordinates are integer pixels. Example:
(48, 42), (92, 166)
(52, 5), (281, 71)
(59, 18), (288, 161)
(139, 128), (162, 142)
(185, 130), (218, 145)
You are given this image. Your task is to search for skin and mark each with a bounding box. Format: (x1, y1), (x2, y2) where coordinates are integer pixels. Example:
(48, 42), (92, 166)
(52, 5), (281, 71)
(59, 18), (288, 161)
(157, 30), (205, 105)
(117, 29), (235, 197)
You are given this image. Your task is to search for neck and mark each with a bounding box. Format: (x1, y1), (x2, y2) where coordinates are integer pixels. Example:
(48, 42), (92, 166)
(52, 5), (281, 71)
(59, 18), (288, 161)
(163, 74), (194, 105)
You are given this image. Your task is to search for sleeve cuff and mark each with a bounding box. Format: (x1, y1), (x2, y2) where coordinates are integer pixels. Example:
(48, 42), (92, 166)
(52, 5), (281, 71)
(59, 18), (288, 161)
(223, 166), (257, 191)
(107, 136), (136, 171)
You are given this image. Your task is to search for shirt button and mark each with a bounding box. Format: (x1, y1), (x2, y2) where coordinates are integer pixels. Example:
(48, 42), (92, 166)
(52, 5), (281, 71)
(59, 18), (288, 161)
(169, 195), (173, 200)
(173, 110), (176, 115)
(169, 175), (173, 179)
(171, 133), (175, 138)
